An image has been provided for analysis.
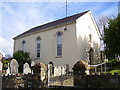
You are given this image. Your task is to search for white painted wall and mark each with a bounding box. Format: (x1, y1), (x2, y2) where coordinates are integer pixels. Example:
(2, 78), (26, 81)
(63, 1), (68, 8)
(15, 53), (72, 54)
(14, 11), (101, 68)
(14, 23), (77, 67)
(76, 11), (101, 64)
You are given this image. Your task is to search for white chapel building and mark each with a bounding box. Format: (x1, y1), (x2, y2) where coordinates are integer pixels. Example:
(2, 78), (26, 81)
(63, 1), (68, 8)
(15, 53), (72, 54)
(13, 10), (101, 68)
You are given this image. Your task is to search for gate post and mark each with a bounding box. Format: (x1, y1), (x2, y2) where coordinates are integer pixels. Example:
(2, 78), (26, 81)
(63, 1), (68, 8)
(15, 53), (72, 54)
(73, 60), (90, 88)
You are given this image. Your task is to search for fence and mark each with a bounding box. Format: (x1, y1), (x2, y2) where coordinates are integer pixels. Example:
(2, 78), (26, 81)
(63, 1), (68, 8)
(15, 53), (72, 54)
(2, 61), (120, 89)
(2, 73), (48, 89)
(89, 62), (107, 74)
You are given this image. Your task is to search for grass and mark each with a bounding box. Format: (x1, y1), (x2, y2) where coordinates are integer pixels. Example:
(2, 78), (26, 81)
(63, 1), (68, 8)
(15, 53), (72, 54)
(106, 59), (120, 75)
(107, 66), (120, 75)
(108, 69), (120, 75)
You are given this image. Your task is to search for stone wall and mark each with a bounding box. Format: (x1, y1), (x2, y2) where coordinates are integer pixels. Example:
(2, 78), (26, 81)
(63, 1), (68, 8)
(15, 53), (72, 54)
(74, 74), (120, 88)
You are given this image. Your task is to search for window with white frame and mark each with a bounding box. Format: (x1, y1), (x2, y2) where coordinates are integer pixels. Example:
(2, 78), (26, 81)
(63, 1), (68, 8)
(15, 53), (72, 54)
(22, 40), (26, 52)
(36, 37), (41, 58)
(57, 32), (62, 56)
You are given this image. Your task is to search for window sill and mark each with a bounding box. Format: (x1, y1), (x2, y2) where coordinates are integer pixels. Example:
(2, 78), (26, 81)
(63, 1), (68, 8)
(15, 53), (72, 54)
(35, 57), (40, 60)
(55, 56), (63, 58)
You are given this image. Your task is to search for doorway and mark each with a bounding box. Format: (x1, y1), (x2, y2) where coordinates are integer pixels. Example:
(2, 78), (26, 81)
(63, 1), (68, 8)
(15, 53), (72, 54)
(88, 48), (94, 65)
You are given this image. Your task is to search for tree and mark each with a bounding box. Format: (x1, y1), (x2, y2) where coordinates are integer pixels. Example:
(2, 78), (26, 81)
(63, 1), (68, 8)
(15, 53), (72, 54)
(13, 50), (31, 73)
(96, 16), (114, 51)
(104, 14), (120, 59)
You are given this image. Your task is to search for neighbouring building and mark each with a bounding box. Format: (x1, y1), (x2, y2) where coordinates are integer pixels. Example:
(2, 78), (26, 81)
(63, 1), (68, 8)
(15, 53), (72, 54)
(13, 10), (101, 68)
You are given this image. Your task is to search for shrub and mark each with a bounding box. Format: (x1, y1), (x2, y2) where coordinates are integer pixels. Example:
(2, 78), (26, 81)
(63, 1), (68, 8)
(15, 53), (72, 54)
(13, 50), (31, 73)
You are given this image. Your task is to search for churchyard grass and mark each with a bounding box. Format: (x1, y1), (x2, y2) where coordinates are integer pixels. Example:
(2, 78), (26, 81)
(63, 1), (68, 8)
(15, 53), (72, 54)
(107, 59), (120, 75)
(108, 66), (120, 75)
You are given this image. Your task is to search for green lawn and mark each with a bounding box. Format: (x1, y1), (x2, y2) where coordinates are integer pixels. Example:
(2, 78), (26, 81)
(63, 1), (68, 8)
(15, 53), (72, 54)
(108, 66), (120, 75)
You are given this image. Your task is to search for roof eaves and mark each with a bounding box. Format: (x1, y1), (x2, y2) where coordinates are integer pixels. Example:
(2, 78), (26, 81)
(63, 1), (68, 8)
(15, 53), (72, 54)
(13, 10), (89, 40)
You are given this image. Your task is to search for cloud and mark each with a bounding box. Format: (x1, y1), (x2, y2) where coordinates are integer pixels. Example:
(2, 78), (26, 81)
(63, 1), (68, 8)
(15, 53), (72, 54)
(1, 2), (62, 56)
(0, 36), (13, 56)
(1, 0), (120, 2)
(1, 2), (118, 56)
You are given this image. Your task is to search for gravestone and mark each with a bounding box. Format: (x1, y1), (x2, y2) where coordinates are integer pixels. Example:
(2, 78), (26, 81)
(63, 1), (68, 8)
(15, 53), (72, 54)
(23, 62), (31, 74)
(0, 53), (3, 75)
(6, 63), (10, 75)
(62, 66), (66, 75)
(10, 59), (19, 75)
(0, 61), (3, 75)
(54, 66), (62, 76)
(31, 61), (35, 67)
(0, 53), (3, 90)
(0, 53), (3, 61)
(31, 61), (35, 74)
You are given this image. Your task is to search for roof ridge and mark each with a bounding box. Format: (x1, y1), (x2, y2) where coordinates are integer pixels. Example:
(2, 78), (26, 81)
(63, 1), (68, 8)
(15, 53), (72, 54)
(13, 10), (89, 39)
(31, 10), (90, 29)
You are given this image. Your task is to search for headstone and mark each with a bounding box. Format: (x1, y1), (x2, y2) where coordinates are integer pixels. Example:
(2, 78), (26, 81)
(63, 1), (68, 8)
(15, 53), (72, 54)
(118, 55), (120, 61)
(47, 64), (50, 86)
(31, 61), (35, 74)
(0, 53), (3, 75)
(0, 53), (3, 90)
(54, 67), (57, 76)
(62, 66), (66, 75)
(0, 53), (3, 61)
(38, 63), (47, 81)
(54, 66), (62, 76)
(10, 59), (19, 75)
(31, 61), (35, 67)
(0, 61), (3, 75)
(23, 62), (31, 74)
(65, 64), (69, 73)
(6, 63), (10, 75)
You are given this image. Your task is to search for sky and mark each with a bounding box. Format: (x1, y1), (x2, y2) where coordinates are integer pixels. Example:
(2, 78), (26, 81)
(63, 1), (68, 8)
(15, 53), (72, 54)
(0, 0), (119, 57)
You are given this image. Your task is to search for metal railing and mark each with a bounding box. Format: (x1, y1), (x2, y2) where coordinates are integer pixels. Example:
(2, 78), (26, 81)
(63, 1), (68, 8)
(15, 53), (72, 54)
(89, 62), (107, 73)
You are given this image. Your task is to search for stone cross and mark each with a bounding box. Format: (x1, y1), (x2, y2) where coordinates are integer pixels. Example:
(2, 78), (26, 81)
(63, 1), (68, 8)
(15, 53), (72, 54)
(10, 59), (19, 75)
(23, 62), (31, 74)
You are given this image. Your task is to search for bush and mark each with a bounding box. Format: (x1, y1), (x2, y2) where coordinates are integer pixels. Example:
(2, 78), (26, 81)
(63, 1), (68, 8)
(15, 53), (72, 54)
(13, 50), (31, 73)
(2, 60), (11, 70)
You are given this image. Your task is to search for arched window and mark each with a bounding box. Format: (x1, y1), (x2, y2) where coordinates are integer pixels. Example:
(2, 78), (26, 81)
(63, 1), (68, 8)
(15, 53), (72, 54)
(57, 32), (62, 56)
(22, 40), (26, 52)
(36, 37), (41, 58)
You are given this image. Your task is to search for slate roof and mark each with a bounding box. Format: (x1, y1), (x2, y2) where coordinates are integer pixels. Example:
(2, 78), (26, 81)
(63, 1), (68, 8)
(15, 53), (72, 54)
(13, 10), (89, 40)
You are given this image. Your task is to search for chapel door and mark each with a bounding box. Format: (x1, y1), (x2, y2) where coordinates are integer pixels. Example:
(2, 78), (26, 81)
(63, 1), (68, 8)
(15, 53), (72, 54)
(89, 48), (93, 65)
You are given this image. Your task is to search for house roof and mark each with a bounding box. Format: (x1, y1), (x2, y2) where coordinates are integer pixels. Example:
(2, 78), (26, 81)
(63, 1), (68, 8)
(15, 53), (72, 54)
(13, 10), (89, 40)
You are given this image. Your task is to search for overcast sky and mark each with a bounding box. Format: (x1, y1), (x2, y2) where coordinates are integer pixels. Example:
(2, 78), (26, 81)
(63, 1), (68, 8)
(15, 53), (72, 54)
(0, 0), (119, 56)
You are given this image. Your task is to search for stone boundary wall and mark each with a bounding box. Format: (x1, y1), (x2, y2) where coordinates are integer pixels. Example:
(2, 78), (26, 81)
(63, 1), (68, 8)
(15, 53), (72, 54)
(74, 74), (120, 88)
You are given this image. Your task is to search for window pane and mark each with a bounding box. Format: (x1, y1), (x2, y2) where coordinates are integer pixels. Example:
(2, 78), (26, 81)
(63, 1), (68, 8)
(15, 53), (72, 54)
(37, 53), (40, 57)
(57, 32), (62, 36)
(22, 41), (25, 51)
(37, 44), (40, 48)
(37, 38), (41, 57)
(57, 32), (62, 56)
(57, 36), (62, 45)
(57, 44), (62, 56)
